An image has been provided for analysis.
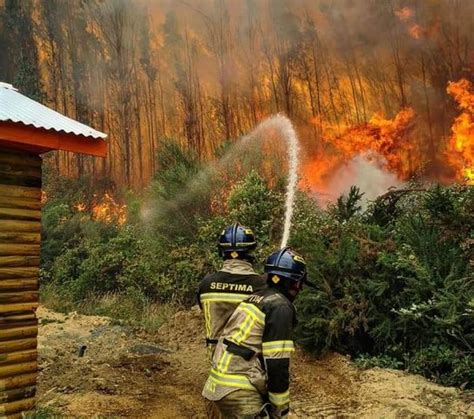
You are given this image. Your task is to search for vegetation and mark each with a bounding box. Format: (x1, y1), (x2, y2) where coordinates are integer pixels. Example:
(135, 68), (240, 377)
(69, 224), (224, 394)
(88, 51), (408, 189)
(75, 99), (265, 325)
(40, 142), (473, 389)
(1, 0), (472, 187)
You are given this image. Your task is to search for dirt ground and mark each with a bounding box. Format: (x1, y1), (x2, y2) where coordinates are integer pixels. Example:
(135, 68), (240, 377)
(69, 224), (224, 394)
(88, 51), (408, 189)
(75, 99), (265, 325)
(37, 306), (474, 418)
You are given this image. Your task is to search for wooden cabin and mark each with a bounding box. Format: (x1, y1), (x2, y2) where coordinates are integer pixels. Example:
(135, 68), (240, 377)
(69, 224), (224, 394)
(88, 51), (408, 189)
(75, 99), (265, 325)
(0, 82), (106, 417)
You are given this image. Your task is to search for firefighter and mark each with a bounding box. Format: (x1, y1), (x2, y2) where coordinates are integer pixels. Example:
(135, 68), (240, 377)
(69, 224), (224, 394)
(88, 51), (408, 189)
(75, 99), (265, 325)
(198, 223), (266, 362)
(202, 247), (307, 419)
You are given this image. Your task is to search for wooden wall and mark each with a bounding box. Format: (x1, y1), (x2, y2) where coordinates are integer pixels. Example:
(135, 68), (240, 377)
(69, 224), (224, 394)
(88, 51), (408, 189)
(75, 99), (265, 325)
(0, 148), (41, 418)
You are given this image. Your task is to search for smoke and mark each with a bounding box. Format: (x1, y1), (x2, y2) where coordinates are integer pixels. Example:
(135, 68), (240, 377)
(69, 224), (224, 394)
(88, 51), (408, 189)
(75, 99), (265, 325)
(317, 153), (403, 207)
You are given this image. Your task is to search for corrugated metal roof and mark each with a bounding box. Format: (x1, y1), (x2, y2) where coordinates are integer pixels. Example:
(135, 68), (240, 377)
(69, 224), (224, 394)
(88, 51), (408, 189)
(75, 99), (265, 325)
(0, 82), (107, 139)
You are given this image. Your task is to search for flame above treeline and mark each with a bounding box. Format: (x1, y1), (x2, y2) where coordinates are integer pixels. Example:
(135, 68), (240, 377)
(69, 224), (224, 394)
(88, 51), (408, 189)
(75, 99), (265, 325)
(300, 78), (474, 198)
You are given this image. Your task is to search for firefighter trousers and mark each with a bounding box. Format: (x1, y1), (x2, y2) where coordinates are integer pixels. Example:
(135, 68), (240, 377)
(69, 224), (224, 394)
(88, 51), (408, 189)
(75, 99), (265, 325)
(206, 389), (266, 419)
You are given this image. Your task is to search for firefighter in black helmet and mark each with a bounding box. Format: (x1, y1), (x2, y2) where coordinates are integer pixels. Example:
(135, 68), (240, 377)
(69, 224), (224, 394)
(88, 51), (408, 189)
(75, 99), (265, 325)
(202, 247), (307, 418)
(198, 223), (266, 363)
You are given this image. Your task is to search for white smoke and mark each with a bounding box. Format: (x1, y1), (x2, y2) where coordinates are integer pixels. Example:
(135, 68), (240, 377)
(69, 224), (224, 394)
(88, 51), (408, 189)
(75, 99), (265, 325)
(319, 154), (403, 207)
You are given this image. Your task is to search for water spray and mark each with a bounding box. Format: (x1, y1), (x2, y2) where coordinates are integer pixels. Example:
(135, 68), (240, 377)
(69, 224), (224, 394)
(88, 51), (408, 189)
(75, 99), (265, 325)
(142, 113), (300, 248)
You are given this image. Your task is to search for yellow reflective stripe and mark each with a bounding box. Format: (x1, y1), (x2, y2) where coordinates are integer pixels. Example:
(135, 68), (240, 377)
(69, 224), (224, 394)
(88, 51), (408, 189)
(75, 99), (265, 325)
(217, 349), (232, 371)
(262, 340), (295, 354)
(239, 302), (265, 324)
(203, 301), (211, 338)
(209, 369), (255, 390)
(231, 311), (254, 343)
(200, 293), (248, 303)
(269, 390), (290, 406)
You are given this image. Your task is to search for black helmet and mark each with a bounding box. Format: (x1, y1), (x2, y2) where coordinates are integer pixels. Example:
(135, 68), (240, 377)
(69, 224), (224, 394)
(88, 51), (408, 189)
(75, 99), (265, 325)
(264, 247), (307, 286)
(218, 223), (257, 259)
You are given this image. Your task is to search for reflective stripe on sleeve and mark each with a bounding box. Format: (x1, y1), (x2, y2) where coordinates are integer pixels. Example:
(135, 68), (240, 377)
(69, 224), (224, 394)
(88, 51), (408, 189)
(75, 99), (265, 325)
(238, 302), (265, 325)
(269, 390), (290, 407)
(200, 292), (249, 303)
(262, 340), (295, 355)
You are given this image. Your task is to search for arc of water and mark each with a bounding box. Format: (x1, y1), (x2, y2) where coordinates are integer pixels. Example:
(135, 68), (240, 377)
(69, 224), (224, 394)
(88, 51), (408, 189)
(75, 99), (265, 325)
(142, 114), (300, 248)
(239, 114), (300, 248)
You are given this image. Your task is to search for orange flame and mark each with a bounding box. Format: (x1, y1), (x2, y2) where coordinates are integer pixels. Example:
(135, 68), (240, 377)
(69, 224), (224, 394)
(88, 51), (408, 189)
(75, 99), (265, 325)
(301, 108), (417, 194)
(408, 24), (424, 40)
(445, 79), (474, 185)
(75, 193), (127, 224)
(395, 7), (414, 22)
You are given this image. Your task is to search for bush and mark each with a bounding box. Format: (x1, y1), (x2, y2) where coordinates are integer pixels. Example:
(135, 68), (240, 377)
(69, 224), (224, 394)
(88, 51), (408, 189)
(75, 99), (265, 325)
(41, 146), (473, 388)
(295, 185), (474, 388)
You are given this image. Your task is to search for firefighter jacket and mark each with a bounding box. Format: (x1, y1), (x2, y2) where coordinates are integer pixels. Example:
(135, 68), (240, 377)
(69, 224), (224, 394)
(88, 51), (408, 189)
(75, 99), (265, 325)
(202, 287), (296, 416)
(198, 259), (266, 359)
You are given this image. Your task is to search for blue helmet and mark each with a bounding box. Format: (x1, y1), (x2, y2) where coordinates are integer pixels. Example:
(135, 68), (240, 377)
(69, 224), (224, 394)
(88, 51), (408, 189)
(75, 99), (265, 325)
(218, 223), (257, 259)
(264, 247), (307, 283)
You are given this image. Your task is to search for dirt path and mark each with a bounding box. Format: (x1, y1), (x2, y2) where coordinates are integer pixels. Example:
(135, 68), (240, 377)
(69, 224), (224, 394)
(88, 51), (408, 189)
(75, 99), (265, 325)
(37, 306), (473, 418)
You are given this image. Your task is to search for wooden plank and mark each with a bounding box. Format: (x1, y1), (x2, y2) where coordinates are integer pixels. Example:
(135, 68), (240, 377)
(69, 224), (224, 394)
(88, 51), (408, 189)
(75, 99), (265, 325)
(0, 292), (38, 304)
(0, 151), (41, 168)
(0, 326), (38, 341)
(0, 314), (37, 326)
(0, 233), (41, 244)
(0, 351), (37, 366)
(0, 208), (41, 221)
(0, 386), (36, 403)
(0, 175), (41, 188)
(0, 279), (38, 291)
(0, 245), (40, 257)
(0, 220), (40, 233)
(0, 185), (40, 200)
(0, 373), (36, 391)
(0, 268), (39, 279)
(0, 303), (39, 315)
(0, 397), (36, 415)
(0, 164), (41, 178)
(0, 362), (37, 379)
(0, 198), (41, 211)
(0, 256), (40, 267)
(0, 339), (37, 354)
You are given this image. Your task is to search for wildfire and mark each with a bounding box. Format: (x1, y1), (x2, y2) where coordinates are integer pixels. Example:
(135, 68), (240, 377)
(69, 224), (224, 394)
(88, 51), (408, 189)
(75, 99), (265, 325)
(395, 7), (414, 22)
(301, 108), (417, 196)
(445, 79), (474, 185)
(75, 193), (127, 225)
(408, 24), (424, 40)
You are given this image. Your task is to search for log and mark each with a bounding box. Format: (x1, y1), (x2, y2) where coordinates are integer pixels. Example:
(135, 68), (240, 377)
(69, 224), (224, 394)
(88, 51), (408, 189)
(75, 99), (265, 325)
(0, 279), (38, 291)
(0, 373), (36, 391)
(0, 339), (37, 354)
(0, 292), (38, 304)
(0, 385), (36, 403)
(0, 208), (41, 221)
(0, 397), (36, 415)
(0, 220), (40, 233)
(0, 151), (41, 168)
(0, 302), (39, 315)
(0, 233), (41, 244)
(0, 175), (41, 188)
(0, 245), (41, 257)
(0, 350), (37, 366)
(0, 268), (39, 278)
(0, 185), (40, 200)
(0, 326), (38, 341)
(0, 256), (40, 267)
(0, 163), (41, 178)
(0, 313), (37, 326)
(0, 362), (37, 379)
(0, 198), (41, 211)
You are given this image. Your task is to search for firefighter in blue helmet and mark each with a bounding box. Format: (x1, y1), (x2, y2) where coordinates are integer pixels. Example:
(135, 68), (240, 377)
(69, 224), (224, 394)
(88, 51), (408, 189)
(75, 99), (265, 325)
(202, 247), (307, 418)
(198, 223), (266, 363)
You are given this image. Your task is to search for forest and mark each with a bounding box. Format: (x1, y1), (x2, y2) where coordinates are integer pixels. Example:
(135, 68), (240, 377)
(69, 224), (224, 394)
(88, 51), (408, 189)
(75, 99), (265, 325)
(0, 0), (472, 398)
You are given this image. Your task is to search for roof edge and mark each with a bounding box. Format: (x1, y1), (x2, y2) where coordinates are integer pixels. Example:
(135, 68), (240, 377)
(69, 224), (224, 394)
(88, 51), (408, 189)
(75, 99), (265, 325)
(0, 121), (107, 157)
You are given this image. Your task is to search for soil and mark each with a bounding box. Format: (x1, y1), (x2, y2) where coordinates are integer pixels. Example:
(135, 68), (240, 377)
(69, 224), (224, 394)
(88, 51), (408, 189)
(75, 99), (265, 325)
(37, 306), (474, 418)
